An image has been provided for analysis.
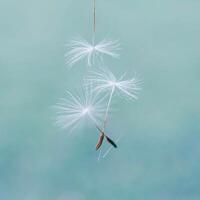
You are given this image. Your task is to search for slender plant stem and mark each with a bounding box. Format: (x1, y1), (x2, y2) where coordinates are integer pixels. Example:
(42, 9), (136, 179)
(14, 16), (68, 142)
(92, 0), (96, 50)
(89, 115), (110, 149)
(88, 114), (103, 134)
(97, 87), (115, 161)
(93, 0), (96, 33)
(103, 86), (115, 131)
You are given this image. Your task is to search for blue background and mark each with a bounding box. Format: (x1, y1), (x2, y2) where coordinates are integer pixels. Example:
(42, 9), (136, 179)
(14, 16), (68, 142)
(0, 0), (200, 199)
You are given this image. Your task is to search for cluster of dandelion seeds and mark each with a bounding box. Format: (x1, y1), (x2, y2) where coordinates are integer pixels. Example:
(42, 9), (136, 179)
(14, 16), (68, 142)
(55, 0), (142, 159)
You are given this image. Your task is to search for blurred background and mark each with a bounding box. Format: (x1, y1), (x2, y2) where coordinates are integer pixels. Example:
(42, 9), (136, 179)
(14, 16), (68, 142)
(0, 0), (200, 199)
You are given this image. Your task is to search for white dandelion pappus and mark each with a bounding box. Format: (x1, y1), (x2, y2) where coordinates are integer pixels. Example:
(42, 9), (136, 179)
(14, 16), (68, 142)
(65, 38), (120, 67)
(55, 88), (107, 132)
(85, 68), (142, 129)
(86, 68), (142, 100)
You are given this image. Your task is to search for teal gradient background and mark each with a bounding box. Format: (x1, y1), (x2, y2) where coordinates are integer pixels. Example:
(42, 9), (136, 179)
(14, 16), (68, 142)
(0, 0), (200, 199)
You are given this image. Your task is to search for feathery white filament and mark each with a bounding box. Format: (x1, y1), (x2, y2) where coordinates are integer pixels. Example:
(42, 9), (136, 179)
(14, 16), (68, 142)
(65, 38), (120, 67)
(55, 89), (106, 131)
(86, 68), (142, 100)
(86, 68), (142, 137)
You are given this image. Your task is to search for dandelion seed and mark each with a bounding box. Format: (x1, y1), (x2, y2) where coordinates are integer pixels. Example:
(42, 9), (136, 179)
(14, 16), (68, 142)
(95, 125), (117, 150)
(55, 88), (106, 132)
(86, 68), (142, 100)
(65, 38), (120, 67)
(85, 68), (142, 130)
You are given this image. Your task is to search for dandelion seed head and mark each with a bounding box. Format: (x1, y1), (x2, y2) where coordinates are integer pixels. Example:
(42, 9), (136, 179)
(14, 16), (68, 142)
(65, 38), (120, 67)
(55, 89), (106, 131)
(85, 68), (142, 100)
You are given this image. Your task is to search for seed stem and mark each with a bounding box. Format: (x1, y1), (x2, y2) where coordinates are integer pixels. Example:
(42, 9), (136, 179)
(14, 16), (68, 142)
(103, 86), (115, 131)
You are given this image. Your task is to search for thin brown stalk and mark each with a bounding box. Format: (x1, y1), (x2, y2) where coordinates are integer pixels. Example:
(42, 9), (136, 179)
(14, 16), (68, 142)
(93, 0), (96, 33)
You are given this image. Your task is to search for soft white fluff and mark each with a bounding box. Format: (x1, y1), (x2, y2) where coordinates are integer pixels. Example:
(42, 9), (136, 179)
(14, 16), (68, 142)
(85, 68), (142, 100)
(55, 88), (106, 131)
(65, 38), (120, 67)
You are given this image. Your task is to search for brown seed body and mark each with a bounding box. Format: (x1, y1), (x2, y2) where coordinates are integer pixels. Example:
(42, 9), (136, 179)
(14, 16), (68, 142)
(95, 125), (118, 150)
(95, 133), (104, 150)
